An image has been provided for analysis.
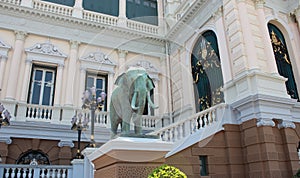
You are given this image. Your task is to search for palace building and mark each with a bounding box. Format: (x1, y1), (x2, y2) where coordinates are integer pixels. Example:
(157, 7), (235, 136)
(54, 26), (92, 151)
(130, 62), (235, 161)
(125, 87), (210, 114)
(0, 0), (299, 177)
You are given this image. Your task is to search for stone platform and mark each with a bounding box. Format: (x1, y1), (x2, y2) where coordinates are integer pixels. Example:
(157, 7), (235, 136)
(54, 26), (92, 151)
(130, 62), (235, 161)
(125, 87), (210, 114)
(88, 137), (173, 178)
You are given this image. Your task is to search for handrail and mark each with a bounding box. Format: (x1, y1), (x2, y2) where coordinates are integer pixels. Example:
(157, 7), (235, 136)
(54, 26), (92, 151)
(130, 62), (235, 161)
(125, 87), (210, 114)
(33, 0), (73, 16)
(149, 103), (227, 142)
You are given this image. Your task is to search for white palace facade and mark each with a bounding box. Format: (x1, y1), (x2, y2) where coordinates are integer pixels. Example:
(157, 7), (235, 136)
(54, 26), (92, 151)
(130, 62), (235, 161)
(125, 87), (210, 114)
(0, 0), (300, 177)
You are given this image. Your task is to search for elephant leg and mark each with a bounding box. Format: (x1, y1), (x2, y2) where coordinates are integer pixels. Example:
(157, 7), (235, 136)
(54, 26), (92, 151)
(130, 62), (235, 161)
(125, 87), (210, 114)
(133, 113), (142, 135)
(110, 104), (121, 138)
(121, 112), (132, 135)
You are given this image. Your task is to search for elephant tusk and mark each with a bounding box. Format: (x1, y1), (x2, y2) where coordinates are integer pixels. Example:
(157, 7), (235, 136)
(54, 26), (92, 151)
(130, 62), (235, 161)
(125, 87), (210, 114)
(131, 91), (139, 110)
(147, 92), (158, 109)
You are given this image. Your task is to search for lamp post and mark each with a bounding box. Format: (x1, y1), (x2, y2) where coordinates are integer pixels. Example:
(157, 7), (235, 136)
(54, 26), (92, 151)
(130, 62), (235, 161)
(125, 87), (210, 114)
(81, 87), (106, 148)
(71, 113), (88, 159)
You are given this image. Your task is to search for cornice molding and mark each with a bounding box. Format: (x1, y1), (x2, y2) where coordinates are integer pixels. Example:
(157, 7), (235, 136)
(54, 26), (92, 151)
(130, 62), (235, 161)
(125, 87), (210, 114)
(80, 51), (116, 74)
(80, 51), (115, 66)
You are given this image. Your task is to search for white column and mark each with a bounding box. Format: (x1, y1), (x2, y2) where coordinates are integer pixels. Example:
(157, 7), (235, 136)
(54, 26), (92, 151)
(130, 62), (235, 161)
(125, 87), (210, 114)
(65, 41), (80, 106)
(54, 64), (64, 106)
(5, 31), (27, 100)
(78, 67), (86, 106)
(237, 0), (258, 70)
(118, 0), (127, 27)
(0, 56), (8, 93)
(20, 59), (32, 102)
(118, 49), (128, 74)
(254, 0), (278, 74)
(73, 0), (83, 18)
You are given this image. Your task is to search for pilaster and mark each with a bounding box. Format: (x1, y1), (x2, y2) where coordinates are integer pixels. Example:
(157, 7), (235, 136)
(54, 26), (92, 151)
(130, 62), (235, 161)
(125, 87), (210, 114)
(54, 64), (64, 106)
(64, 40), (80, 106)
(20, 59), (32, 102)
(5, 31), (27, 101)
(117, 49), (128, 74)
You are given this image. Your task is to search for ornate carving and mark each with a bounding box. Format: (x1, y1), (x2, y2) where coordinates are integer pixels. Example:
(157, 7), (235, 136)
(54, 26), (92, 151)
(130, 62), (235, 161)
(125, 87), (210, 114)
(70, 40), (80, 49)
(0, 40), (11, 49)
(14, 31), (27, 41)
(129, 60), (158, 74)
(118, 49), (128, 58)
(58, 140), (74, 148)
(0, 137), (12, 144)
(25, 42), (67, 58)
(16, 150), (50, 165)
(256, 118), (275, 127)
(80, 51), (114, 65)
(278, 120), (296, 129)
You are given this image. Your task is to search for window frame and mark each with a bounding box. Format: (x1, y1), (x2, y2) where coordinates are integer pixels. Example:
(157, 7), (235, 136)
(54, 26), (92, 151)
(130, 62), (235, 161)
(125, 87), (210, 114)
(27, 64), (57, 106)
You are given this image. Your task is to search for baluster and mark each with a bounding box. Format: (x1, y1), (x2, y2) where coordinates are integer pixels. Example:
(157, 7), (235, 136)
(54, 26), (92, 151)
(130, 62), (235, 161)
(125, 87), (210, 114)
(22, 168), (27, 178)
(28, 168), (32, 178)
(46, 169), (51, 178)
(48, 108), (52, 119)
(213, 110), (216, 122)
(168, 128), (173, 142)
(52, 169), (56, 177)
(5, 168), (10, 178)
(62, 169), (66, 178)
(205, 113), (209, 126)
(199, 115), (203, 129)
(17, 168), (21, 178)
(174, 126), (178, 142)
(41, 168), (46, 178)
(178, 123), (183, 140)
(11, 168), (16, 177)
(57, 169), (61, 178)
(162, 131), (167, 141)
(27, 106), (31, 119)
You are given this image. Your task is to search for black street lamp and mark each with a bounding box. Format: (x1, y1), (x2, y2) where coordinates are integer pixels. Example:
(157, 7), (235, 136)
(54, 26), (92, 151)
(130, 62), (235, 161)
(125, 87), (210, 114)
(81, 87), (106, 148)
(71, 113), (88, 159)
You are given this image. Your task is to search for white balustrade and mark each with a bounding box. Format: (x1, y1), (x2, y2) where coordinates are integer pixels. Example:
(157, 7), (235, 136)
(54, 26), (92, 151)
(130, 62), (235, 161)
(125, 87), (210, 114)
(126, 19), (159, 34)
(83, 10), (118, 26)
(0, 0), (21, 5)
(141, 115), (160, 130)
(0, 165), (72, 178)
(25, 104), (54, 121)
(33, 0), (73, 16)
(149, 103), (227, 142)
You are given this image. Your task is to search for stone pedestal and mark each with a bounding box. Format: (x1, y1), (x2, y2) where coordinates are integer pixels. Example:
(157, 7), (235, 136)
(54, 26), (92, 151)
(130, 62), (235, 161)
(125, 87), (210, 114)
(88, 137), (173, 178)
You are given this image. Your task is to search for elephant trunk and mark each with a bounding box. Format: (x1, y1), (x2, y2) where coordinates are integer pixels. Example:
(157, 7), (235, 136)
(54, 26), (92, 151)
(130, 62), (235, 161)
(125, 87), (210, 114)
(147, 91), (158, 109)
(131, 91), (139, 110)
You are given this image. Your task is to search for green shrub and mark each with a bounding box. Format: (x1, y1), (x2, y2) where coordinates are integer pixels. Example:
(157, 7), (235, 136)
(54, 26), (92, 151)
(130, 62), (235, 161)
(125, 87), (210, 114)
(294, 169), (300, 178)
(148, 164), (187, 178)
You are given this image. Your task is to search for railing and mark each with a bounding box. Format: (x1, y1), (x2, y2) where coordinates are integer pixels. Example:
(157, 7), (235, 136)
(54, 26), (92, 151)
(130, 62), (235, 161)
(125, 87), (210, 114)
(127, 19), (159, 34)
(149, 103), (227, 142)
(25, 104), (53, 121)
(1, 0), (162, 35)
(0, 164), (73, 178)
(0, 0), (21, 5)
(83, 10), (118, 26)
(33, 0), (73, 17)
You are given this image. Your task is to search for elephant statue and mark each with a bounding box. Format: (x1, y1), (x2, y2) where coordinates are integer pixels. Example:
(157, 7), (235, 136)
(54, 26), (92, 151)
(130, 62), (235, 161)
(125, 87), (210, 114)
(110, 67), (158, 138)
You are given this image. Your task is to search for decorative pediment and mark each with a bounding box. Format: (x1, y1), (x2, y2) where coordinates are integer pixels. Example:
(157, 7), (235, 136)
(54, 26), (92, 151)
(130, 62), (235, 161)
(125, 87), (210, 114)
(25, 42), (67, 58)
(0, 40), (11, 49)
(129, 60), (159, 73)
(80, 51), (116, 74)
(25, 42), (67, 65)
(80, 52), (115, 65)
(0, 40), (11, 59)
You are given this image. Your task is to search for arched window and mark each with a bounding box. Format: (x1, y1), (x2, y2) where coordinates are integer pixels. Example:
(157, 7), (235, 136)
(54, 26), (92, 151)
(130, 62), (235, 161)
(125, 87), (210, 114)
(16, 150), (50, 165)
(191, 31), (224, 112)
(267, 23), (299, 101)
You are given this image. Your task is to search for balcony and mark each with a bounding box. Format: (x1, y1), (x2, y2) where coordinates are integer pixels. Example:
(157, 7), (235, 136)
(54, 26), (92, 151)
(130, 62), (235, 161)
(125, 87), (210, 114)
(0, 0), (162, 36)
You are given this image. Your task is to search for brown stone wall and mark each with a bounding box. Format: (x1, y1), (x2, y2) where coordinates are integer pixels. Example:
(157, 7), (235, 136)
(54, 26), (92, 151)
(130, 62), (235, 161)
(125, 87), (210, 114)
(0, 138), (88, 165)
(166, 119), (300, 178)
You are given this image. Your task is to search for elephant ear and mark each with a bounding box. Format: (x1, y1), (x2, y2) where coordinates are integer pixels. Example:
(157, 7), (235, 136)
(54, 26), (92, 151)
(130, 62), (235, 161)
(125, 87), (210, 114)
(147, 75), (155, 90)
(114, 73), (126, 85)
